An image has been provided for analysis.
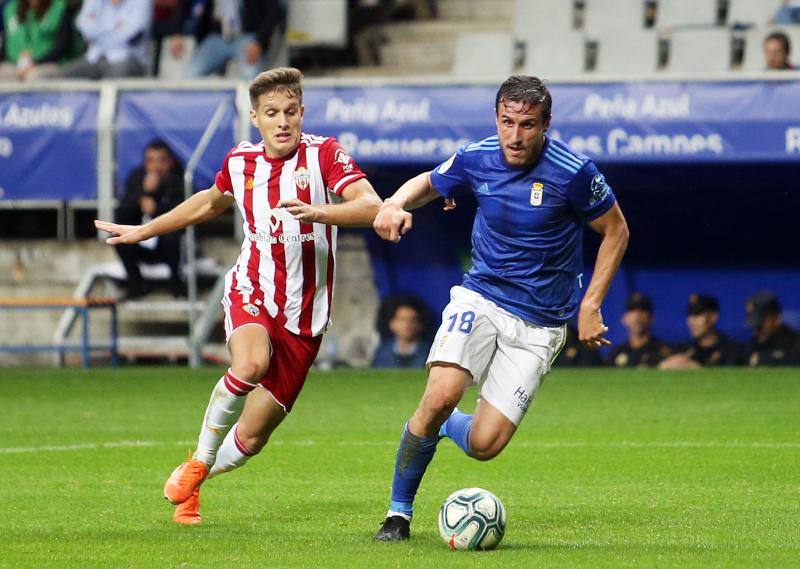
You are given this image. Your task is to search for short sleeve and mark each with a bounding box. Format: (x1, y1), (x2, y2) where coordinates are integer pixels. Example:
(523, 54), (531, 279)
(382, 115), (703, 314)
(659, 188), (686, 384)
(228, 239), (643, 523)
(567, 160), (616, 221)
(319, 138), (367, 195)
(214, 148), (234, 195)
(429, 146), (470, 199)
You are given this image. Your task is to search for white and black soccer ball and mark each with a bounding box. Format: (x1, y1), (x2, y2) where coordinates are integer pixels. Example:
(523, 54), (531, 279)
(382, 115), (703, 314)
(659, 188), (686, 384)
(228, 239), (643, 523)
(437, 487), (507, 550)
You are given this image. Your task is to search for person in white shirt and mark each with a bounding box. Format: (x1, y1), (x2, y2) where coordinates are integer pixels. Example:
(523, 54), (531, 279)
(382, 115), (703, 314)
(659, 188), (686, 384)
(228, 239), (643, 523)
(61, 0), (151, 78)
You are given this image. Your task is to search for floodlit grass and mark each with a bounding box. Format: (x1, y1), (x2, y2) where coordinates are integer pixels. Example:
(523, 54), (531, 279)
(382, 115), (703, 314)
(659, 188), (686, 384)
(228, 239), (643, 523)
(0, 367), (798, 568)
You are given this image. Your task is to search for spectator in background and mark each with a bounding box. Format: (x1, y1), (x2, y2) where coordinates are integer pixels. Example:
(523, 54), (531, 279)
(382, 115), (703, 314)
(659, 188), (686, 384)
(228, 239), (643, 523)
(151, 0), (181, 75)
(608, 292), (670, 367)
(554, 324), (604, 367)
(113, 139), (185, 299)
(659, 294), (745, 369)
(764, 31), (794, 70)
(170, 0), (285, 80)
(371, 295), (432, 368)
(0, 0), (74, 80)
(774, 0), (800, 24)
(745, 291), (800, 366)
(60, 0), (150, 78)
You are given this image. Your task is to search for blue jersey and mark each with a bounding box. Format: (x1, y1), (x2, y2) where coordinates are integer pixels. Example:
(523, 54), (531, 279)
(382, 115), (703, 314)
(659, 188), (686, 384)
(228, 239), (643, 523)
(429, 135), (616, 327)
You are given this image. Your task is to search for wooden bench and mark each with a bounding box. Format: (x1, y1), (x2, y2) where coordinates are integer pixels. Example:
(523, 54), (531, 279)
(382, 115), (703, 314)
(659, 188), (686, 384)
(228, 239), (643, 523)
(0, 297), (118, 367)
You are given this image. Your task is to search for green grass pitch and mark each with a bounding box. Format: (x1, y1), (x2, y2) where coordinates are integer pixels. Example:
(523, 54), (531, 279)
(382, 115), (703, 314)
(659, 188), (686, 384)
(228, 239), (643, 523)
(1, 367), (798, 568)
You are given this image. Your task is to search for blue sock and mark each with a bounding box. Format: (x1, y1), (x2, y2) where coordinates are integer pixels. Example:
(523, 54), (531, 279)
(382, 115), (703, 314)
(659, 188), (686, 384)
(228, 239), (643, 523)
(443, 411), (473, 456)
(388, 422), (439, 519)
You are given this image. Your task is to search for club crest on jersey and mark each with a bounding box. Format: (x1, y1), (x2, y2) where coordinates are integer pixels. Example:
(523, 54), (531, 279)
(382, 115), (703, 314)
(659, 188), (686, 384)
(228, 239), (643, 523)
(530, 182), (544, 206)
(334, 148), (354, 173)
(294, 167), (310, 190)
(242, 303), (260, 317)
(245, 177), (254, 191)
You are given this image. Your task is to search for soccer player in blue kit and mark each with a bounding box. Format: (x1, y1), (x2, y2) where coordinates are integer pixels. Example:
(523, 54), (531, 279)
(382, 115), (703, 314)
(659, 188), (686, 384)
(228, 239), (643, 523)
(372, 75), (630, 541)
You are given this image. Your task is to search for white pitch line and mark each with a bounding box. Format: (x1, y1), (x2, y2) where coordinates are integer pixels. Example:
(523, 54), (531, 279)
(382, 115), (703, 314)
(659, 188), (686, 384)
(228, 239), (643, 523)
(1, 439), (798, 455)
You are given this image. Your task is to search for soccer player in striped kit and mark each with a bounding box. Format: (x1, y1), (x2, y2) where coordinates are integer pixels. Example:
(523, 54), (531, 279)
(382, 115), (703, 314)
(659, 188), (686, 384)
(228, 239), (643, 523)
(95, 67), (382, 524)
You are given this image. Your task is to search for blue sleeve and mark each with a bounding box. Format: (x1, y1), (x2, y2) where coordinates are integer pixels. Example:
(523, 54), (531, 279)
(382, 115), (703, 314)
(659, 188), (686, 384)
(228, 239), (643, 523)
(429, 146), (470, 199)
(567, 160), (616, 222)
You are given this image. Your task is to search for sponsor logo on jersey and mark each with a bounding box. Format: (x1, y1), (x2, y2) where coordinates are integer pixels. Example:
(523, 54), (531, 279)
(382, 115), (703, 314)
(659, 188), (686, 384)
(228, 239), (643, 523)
(266, 207), (293, 233)
(294, 167), (311, 190)
(242, 303), (260, 317)
(334, 148), (354, 173)
(514, 386), (533, 411)
(589, 173), (609, 205)
(476, 182), (490, 196)
(530, 182), (544, 206)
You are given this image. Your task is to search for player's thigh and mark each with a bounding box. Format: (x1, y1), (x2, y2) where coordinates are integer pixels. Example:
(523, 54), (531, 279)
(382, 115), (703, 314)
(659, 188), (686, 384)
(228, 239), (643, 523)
(427, 287), (498, 388)
(228, 324), (271, 382)
(469, 398), (517, 461)
(236, 386), (287, 453)
(478, 324), (565, 429)
(410, 363), (472, 436)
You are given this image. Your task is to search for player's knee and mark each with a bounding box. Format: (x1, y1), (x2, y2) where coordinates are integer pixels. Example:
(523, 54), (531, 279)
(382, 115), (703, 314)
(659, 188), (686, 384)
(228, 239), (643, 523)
(235, 431), (267, 455)
(231, 359), (268, 383)
(468, 436), (506, 461)
(420, 391), (460, 422)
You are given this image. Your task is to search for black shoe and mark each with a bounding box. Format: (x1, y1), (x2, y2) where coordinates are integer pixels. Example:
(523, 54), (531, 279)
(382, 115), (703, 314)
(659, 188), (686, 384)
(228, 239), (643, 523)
(373, 516), (410, 541)
(121, 282), (152, 301)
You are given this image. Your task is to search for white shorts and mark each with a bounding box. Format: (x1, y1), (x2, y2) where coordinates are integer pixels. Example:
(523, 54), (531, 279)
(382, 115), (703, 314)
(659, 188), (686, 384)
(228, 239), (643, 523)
(426, 286), (567, 425)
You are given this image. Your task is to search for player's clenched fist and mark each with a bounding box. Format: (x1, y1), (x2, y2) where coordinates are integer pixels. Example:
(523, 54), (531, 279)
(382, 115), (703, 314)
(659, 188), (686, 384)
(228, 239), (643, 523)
(373, 201), (413, 242)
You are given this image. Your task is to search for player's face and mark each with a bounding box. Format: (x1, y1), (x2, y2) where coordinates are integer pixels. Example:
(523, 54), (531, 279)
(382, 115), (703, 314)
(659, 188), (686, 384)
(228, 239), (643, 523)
(764, 39), (789, 69)
(251, 91), (304, 159)
(687, 312), (716, 339)
(495, 100), (550, 167)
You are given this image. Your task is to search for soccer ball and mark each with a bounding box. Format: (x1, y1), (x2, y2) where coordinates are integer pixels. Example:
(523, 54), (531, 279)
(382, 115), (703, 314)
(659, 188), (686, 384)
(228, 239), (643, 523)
(437, 487), (507, 550)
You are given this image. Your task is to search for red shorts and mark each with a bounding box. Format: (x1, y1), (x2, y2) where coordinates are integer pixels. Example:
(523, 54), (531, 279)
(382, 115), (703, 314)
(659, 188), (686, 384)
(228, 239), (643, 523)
(222, 292), (322, 412)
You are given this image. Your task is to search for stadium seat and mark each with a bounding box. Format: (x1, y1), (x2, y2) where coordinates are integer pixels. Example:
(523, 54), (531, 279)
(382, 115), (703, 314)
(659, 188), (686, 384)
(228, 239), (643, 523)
(158, 36), (196, 80)
(520, 31), (586, 78)
(287, 0), (348, 48)
(667, 28), (732, 72)
(594, 30), (659, 74)
(583, 0), (647, 37)
(741, 26), (800, 71)
(657, 0), (719, 28)
(727, 0), (784, 27)
(513, 0), (574, 40)
(452, 31), (514, 78)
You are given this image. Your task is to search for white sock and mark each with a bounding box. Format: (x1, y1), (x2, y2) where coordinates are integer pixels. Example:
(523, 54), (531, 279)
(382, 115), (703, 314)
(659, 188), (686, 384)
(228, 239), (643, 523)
(208, 423), (255, 479)
(193, 370), (257, 467)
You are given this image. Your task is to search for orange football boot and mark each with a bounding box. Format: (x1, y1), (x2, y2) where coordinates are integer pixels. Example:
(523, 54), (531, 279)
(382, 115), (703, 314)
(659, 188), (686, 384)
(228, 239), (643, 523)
(172, 488), (202, 525)
(163, 455), (209, 504)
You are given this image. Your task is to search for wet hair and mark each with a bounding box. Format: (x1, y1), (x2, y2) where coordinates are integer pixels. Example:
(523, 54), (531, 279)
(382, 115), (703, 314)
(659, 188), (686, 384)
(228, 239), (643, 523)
(249, 67), (303, 107)
(495, 75), (552, 121)
(765, 31), (791, 56)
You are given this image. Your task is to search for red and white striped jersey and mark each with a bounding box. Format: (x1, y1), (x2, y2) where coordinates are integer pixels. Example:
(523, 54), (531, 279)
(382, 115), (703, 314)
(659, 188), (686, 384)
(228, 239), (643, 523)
(214, 133), (367, 337)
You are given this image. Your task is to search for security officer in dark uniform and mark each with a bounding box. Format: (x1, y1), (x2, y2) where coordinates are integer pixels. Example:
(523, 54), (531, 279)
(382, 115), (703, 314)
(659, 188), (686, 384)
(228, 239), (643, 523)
(608, 292), (671, 367)
(745, 291), (800, 366)
(659, 294), (745, 369)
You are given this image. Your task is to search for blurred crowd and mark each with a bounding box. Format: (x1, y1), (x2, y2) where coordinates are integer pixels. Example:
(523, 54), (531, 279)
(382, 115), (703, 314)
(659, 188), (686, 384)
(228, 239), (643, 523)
(0, 0), (287, 81)
(372, 290), (800, 369)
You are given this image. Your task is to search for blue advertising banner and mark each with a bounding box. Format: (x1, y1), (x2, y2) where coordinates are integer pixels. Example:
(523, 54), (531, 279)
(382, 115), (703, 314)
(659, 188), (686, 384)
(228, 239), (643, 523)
(115, 91), (238, 194)
(300, 80), (800, 165)
(0, 91), (98, 200)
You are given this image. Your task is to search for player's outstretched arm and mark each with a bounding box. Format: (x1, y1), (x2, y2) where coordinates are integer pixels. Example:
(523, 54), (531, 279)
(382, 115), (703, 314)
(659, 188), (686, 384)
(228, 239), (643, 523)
(373, 172), (442, 242)
(278, 178), (382, 228)
(578, 203), (630, 349)
(94, 185), (234, 245)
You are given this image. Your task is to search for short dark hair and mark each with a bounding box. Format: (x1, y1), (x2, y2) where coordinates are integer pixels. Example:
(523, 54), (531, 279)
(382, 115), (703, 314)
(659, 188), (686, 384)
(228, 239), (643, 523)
(376, 295), (433, 339)
(145, 138), (173, 155)
(249, 67), (303, 107)
(495, 75), (552, 121)
(765, 31), (791, 55)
